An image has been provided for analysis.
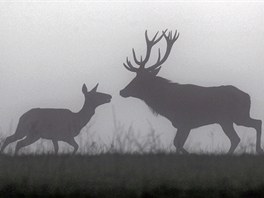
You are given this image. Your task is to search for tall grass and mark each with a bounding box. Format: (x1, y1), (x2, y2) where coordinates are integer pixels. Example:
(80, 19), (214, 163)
(0, 107), (258, 155)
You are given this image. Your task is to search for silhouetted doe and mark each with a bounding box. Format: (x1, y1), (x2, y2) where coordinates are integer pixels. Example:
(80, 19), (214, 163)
(1, 84), (112, 154)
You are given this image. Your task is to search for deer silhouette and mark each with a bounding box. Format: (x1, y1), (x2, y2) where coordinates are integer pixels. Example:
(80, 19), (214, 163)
(120, 30), (263, 154)
(0, 83), (112, 154)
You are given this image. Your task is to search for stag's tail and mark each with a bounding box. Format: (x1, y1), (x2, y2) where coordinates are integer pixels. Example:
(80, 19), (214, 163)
(231, 87), (252, 122)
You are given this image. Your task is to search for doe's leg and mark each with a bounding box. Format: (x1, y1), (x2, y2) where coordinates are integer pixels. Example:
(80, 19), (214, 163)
(52, 140), (59, 154)
(15, 135), (40, 155)
(1, 134), (24, 153)
(66, 138), (79, 154)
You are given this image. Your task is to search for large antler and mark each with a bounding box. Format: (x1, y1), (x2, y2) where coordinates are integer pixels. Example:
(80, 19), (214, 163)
(123, 30), (167, 72)
(123, 30), (179, 73)
(146, 30), (179, 72)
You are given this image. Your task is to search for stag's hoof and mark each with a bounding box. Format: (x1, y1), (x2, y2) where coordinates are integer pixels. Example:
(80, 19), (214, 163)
(256, 148), (264, 154)
(176, 148), (189, 155)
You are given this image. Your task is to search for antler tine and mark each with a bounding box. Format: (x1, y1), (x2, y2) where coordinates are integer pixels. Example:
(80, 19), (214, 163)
(124, 29), (170, 72)
(173, 30), (177, 39)
(126, 57), (137, 69)
(123, 57), (138, 72)
(146, 29), (179, 71)
(163, 30), (170, 39)
(164, 30), (179, 44)
(123, 63), (135, 72)
(145, 30), (150, 42)
(145, 30), (155, 42)
(134, 29), (166, 68)
(145, 30), (157, 42)
(146, 48), (161, 72)
(173, 30), (180, 42)
(152, 31), (159, 42)
(153, 29), (167, 45)
(162, 29), (168, 33)
(132, 48), (142, 66)
(157, 48), (161, 63)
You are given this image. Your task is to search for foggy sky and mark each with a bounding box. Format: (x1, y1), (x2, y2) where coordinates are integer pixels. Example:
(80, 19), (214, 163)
(1, 2), (264, 152)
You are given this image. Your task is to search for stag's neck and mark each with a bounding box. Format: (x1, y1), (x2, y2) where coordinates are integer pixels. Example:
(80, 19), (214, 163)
(75, 101), (96, 129)
(141, 79), (178, 116)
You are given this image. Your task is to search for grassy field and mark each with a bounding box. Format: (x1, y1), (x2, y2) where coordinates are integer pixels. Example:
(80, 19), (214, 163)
(0, 115), (261, 197)
(0, 153), (264, 197)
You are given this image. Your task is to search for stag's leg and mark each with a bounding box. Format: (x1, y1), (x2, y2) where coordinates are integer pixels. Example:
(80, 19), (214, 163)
(14, 135), (40, 155)
(173, 128), (191, 154)
(0, 133), (25, 153)
(66, 138), (79, 154)
(52, 140), (59, 154)
(220, 122), (240, 154)
(235, 118), (263, 154)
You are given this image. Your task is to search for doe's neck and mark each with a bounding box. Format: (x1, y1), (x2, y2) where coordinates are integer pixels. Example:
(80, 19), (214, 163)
(76, 100), (96, 127)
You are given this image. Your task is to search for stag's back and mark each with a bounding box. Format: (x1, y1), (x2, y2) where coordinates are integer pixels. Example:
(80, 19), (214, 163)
(150, 83), (251, 127)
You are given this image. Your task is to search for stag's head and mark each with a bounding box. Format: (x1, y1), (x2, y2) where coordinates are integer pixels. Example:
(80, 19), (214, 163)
(82, 84), (112, 107)
(120, 30), (179, 99)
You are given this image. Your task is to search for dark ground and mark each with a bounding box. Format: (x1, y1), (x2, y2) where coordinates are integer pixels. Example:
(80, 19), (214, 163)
(1, 153), (264, 197)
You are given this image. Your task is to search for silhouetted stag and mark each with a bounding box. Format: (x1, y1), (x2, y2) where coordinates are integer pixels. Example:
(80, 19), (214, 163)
(120, 30), (263, 154)
(1, 84), (112, 154)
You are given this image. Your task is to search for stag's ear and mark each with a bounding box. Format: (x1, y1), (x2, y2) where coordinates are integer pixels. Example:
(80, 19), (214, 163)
(150, 67), (161, 76)
(91, 83), (99, 93)
(82, 84), (88, 94)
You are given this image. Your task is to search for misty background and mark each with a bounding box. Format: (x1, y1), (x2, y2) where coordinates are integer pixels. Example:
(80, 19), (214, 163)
(0, 2), (264, 153)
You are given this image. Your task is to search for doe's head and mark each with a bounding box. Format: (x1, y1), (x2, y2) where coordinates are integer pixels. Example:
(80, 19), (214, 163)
(82, 83), (112, 107)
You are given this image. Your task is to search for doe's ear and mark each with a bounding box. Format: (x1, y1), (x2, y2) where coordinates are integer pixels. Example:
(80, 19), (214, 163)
(82, 84), (88, 94)
(91, 83), (99, 93)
